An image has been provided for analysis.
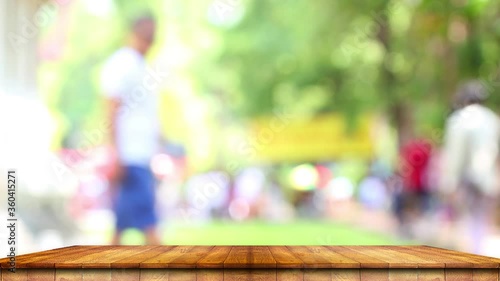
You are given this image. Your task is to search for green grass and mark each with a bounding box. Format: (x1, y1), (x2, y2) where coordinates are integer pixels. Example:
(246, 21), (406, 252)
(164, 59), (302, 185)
(139, 219), (411, 245)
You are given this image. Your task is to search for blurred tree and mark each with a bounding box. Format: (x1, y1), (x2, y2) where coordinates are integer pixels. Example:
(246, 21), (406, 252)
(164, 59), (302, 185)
(40, 0), (500, 164)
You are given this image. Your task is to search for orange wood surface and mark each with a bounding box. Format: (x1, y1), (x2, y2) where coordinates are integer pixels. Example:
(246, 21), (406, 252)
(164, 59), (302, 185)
(0, 245), (499, 280)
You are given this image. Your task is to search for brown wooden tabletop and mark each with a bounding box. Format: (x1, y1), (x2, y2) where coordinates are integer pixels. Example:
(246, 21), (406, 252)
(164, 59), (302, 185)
(1, 245), (500, 280)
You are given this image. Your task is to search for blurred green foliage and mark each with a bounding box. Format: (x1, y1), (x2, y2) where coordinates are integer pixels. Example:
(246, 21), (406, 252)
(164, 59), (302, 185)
(39, 0), (500, 166)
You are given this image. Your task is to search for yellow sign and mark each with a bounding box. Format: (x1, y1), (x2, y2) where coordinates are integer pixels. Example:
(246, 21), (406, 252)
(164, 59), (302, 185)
(249, 114), (374, 162)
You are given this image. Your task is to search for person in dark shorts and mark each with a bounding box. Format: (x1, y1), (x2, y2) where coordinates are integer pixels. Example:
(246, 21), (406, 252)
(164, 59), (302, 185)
(100, 15), (161, 245)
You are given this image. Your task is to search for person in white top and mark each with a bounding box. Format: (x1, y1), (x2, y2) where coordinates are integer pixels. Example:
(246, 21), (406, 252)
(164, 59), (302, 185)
(100, 15), (162, 245)
(441, 80), (500, 254)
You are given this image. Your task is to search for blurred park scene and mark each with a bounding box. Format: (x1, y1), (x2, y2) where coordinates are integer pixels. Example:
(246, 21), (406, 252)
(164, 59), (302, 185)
(2, 0), (500, 257)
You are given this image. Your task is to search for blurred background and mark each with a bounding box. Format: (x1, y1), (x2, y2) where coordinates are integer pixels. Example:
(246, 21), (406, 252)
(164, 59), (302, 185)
(1, 0), (500, 257)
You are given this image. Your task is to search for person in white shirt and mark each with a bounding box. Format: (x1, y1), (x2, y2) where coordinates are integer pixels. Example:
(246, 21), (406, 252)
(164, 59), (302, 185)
(441, 80), (500, 253)
(100, 15), (162, 245)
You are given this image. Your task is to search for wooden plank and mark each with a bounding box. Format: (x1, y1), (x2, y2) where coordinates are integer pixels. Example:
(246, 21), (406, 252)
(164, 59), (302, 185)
(421, 246), (500, 269)
(312, 246), (360, 268)
(388, 269), (417, 281)
(55, 268), (83, 281)
(1, 245), (87, 269)
(372, 246), (444, 268)
(141, 246), (197, 269)
(140, 246), (206, 268)
(2, 268), (27, 281)
(417, 268), (445, 281)
(277, 268), (303, 281)
(223, 269), (276, 281)
(139, 268), (170, 280)
(54, 246), (122, 268)
(360, 269), (389, 281)
(331, 269), (361, 280)
(112, 246), (175, 268)
(27, 269), (55, 280)
(196, 269), (224, 281)
(169, 246), (214, 268)
(83, 269), (111, 281)
(58, 246), (158, 269)
(399, 246), (473, 269)
(0, 245), (78, 267)
(26, 245), (108, 268)
(196, 246), (232, 269)
(268, 246), (303, 269)
(286, 246), (358, 269)
(224, 246), (276, 269)
(167, 269), (196, 280)
(472, 269), (498, 281)
(111, 268), (141, 281)
(445, 269), (474, 280)
(327, 246), (387, 268)
(343, 246), (417, 269)
(83, 246), (159, 268)
(304, 268), (331, 280)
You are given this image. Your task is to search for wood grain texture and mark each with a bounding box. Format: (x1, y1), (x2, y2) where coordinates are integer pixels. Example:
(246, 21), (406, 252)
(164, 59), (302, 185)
(139, 269), (170, 280)
(82, 269), (111, 281)
(331, 269), (361, 280)
(2, 245), (500, 280)
(423, 246), (500, 269)
(169, 246), (214, 268)
(223, 269), (276, 281)
(196, 269), (224, 281)
(26, 245), (106, 269)
(55, 268), (83, 281)
(141, 246), (203, 269)
(400, 246), (473, 269)
(345, 246), (418, 269)
(224, 246), (276, 269)
(268, 246), (303, 268)
(112, 246), (174, 268)
(417, 268), (445, 281)
(27, 269), (55, 280)
(196, 246), (232, 269)
(277, 269), (303, 281)
(287, 246), (359, 269)
(472, 269), (498, 281)
(388, 269), (417, 281)
(2, 268), (27, 281)
(59, 246), (160, 269)
(445, 269), (474, 280)
(166, 269), (196, 280)
(304, 268), (332, 281)
(360, 269), (389, 281)
(1, 246), (93, 269)
(389, 246), (444, 268)
(0, 246), (75, 268)
(1, 246), (76, 261)
(329, 246), (388, 268)
(110, 268), (140, 281)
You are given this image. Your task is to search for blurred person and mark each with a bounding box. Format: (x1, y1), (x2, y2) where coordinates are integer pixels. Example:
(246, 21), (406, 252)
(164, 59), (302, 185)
(229, 167), (266, 220)
(358, 169), (390, 211)
(441, 80), (500, 253)
(395, 138), (433, 237)
(100, 15), (162, 245)
(184, 170), (231, 223)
